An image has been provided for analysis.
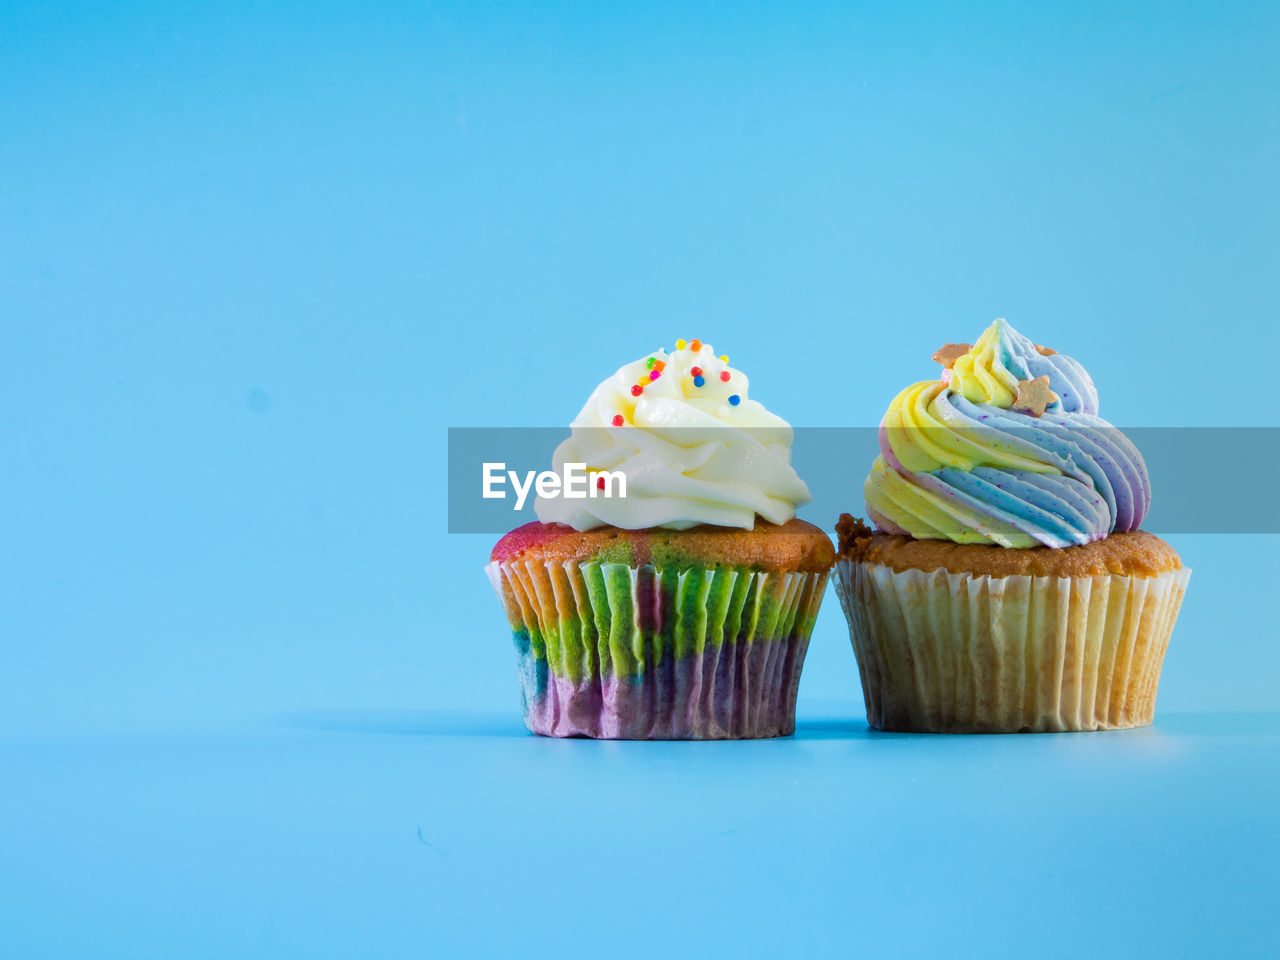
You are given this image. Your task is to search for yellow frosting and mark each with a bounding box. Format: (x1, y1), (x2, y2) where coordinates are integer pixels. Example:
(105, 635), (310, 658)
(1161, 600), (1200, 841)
(948, 322), (1022, 406)
(863, 318), (1150, 549)
(881, 379), (1064, 475)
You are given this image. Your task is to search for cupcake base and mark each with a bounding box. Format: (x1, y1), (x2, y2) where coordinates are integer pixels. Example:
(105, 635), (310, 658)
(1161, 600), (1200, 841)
(517, 634), (809, 739)
(487, 552), (829, 740)
(835, 559), (1190, 733)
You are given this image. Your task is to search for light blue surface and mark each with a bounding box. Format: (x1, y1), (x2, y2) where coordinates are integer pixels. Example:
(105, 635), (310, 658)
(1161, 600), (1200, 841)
(2, 2), (1278, 957)
(5, 712), (1279, 959)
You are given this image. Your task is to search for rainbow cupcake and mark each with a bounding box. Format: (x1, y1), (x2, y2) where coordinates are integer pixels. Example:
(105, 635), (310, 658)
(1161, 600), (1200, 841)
(835, 319), (1190, 732)
(487, 339), (834, 739)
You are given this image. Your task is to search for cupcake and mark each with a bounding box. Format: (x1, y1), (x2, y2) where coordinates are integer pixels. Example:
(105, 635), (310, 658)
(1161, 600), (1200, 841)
(835, 319), (1190, 733)
(486, 338), (834, 739)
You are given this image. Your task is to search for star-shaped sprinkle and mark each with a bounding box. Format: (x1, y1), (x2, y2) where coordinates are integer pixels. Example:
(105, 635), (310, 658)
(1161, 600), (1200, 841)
(931, 342), (971, 368)
(1012, 376), (1058, 417)
(1034, 343), (1057, 356)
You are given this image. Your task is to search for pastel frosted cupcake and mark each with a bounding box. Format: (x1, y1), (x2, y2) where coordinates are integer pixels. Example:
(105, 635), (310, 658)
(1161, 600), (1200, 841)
(835, 319), (1190, 733)
(486, 339), (834, 739)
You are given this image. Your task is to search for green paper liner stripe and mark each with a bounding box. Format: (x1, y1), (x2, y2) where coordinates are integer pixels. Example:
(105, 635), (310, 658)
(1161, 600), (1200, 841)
(487, 559), (829, 683)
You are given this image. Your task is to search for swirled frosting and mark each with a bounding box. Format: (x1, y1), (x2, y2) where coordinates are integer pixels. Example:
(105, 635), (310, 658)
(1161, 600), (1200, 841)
(534, 340), (811, 530)
(865, 319), (1150, 548)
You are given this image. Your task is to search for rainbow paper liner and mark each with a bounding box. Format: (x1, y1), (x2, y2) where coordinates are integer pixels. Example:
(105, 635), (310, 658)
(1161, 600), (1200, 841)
(835, 559), (1190, 733)
(486, 558), (829, 739)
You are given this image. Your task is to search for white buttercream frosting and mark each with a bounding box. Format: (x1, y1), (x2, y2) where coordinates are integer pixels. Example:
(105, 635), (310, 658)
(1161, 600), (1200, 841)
(534, 341), (811, 530)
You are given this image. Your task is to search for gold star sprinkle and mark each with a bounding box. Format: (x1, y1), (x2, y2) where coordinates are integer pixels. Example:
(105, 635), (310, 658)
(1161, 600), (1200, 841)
(1034, 343), (1057, 356)
(1012, 376), (1058, 417)
(931, 342), (971, 369)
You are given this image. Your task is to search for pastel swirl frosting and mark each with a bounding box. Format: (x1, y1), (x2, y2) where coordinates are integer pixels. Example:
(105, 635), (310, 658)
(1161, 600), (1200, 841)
(535, 339), (811, 531)
(865, 319), (1150, 548)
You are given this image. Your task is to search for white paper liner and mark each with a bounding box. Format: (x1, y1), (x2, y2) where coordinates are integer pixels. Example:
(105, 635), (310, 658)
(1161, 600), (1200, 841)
(835, 559), (1190, 732)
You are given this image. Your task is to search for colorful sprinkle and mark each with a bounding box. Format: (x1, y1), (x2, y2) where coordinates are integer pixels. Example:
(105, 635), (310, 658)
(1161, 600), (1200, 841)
(652, 360), (665, 373)
(597, 476), (605, 490)
(646, 357), (658, 370)
(728, 394), (741, 405)
(719, 371), (731, 382)
(631, 384), (643, 397)
(611, 414), (624, 427)
(690, 339), (702, 352)
(648, 370), (661, 381)
(675, 339), (687, 350)
(693, 375), (705, 387)
(690, 366), (703, 377)
(719, 354), (729, 364)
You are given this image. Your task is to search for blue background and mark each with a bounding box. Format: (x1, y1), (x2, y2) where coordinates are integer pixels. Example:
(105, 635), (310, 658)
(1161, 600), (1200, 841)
(3, 2), (1277, 957)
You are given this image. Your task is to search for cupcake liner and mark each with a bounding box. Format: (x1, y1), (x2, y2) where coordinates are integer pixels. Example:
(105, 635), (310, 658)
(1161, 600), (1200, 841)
(486, 558), (829, 739)
(835, 559), (1190, 732)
